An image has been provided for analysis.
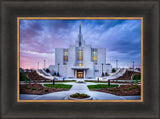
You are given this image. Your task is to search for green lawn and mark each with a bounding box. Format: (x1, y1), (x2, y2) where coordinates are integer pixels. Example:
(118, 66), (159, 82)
(56, 81), (75, 83)
(87, 84), (119, 89)
(129, 80), (141, 83)
(85, 81), (107, 83)
(43, 84), (72, 89)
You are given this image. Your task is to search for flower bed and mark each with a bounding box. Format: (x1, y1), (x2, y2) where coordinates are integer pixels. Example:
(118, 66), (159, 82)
(68, 93), (93, 100)
(70, 93), (90, 98)
(20, 84), (69, 95)
(76, 81), (84, 83)
(90, 85), (141, 96)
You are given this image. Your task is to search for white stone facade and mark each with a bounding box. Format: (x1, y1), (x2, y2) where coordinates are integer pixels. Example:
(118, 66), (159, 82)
(49, 23), (112, 78)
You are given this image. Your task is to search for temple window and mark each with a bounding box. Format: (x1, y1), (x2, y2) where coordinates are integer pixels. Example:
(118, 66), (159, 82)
(77, 50), (83, 61)
(64, 51), (68, 61)
(92, 51), (97, 61)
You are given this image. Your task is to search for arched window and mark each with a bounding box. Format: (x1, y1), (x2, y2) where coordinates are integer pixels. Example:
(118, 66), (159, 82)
(92, 51), (97, 61)
(77, 50), (83, 61)
(64, 51), (68, 61)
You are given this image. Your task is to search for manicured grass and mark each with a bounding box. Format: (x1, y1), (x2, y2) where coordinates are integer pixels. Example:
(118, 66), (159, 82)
(123, 80), (141, 83)
(85, 81), (107, 83)
(56, 81), (76, 83)
(43, 84), (72, 89)
(87, 84), (119, 89)
(131, 80), (140, 82)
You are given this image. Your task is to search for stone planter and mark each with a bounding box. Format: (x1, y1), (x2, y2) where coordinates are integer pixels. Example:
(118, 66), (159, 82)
(67, 95), (93, 100)
(76, 79), (85, 83)
(76, 81), (85, 83)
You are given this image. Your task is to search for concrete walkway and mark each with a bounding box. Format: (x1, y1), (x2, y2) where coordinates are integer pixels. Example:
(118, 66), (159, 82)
(69, 82), (90, 94)
(20, 91), (140, 100)
(19, 80), (141, 100)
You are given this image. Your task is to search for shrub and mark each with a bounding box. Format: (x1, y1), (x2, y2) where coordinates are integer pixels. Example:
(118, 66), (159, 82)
(135, 85), (138, 88)
(109, 89), (113, 91)
(132, 85), (138, 89)
(32, 88), (36, 90)
(105, 72), (109, 76)
(70, 93), (89, 98)
(71, 93), (79, 98)
(129, 87), (133, 90)
(53, 72), (56, 76)
(123, 88), (127, 91)
(20, 72), (30, 81)
(112, 68), (116, 73)
(45, 89), (48, 92)
(57, 72), (59, 76)
(77, 81), (84, 83)
(135, 80), (138, 84)
(133, 74), (141, 80)
(24, 84), (30, 89)
(136, 68), (141, 71)
(80, 93), (88, 98)
(116, 89), (120, 91)
(46, 68), (50, 73)
(37, 88), (41, 91)
(25, 86), (30, 89)
(24, 84), (27, 88)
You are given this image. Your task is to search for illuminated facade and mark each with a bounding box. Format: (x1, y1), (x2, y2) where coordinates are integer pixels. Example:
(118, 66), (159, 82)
(49, 23), (112, 78)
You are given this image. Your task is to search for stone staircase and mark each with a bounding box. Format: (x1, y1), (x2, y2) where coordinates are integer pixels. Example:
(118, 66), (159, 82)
(111, 68), (125, 77)
(28, 71), (51, 81)
(38, 69), (50, 76)
(113, 70), (140, 80)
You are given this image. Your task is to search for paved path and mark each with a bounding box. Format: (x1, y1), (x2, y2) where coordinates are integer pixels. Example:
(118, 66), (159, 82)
(69, 83), (90, 94)
(20, 91), (140, 100)
(19, 80), (141, 100)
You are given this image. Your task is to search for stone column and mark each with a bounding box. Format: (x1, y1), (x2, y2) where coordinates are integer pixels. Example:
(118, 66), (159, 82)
(84, 70), (85, 79)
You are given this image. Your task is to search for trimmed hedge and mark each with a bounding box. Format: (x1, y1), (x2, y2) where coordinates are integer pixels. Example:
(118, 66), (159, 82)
(20, 73), (30, 81)
(133, 74), (141, 80)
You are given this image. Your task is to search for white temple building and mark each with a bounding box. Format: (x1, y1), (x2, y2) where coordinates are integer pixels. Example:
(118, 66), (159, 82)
(49, 22), (112, 79)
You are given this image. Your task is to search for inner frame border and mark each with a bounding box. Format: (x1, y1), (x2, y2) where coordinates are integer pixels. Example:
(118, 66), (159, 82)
(17, 17), (143, 102)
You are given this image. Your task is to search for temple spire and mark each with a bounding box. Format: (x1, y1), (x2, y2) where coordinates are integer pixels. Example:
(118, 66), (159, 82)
(78, 22), (83, 47)
(79, 22), (81, 34)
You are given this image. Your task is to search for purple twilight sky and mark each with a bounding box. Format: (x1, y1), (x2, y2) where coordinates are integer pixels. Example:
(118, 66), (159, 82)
(20, 19), (141, 69)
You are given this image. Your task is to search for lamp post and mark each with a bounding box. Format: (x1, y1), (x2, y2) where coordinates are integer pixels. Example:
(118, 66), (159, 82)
(58, 63), (59, 72)
(102, 63), (104, 77)
(116, 59), (118, 69)
(44, 60), (46, 69)
(37, 62), (39, 70)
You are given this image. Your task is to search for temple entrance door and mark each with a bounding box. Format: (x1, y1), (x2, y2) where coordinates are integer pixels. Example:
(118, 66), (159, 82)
(77, 70), (84, 78)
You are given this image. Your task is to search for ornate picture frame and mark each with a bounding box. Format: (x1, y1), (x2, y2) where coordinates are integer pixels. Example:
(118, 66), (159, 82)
(1, 0), (159, 118)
